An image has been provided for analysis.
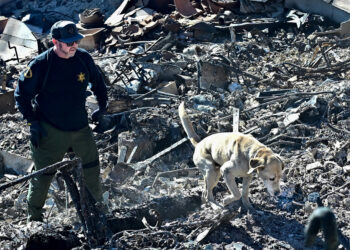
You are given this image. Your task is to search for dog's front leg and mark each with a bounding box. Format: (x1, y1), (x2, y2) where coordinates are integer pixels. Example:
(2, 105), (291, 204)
(220, 161), (241, 206)
(242, 175), (255, 212)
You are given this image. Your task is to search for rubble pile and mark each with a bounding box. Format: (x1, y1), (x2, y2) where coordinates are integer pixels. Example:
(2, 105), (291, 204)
(0, 0), (350, 249)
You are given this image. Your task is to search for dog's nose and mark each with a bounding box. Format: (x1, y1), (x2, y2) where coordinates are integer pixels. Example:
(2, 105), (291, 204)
(274, 191), (280, 196)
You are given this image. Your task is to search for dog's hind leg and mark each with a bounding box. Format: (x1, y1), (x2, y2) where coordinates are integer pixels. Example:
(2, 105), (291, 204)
(203, 168), (219, 201)
(203, 168), (222, 210)
(221, 161), (241, 206)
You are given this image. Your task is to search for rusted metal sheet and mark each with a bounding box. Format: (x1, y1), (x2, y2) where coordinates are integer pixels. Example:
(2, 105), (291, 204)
(206, 0), (222, 13)
(0, 16), (8, 34)
(79, 27), (105, 51)
(112, 24), (144, 39)
(174, 0), (199, 17)
(201, 0), (221, 13)
(78, 8), (104, 29)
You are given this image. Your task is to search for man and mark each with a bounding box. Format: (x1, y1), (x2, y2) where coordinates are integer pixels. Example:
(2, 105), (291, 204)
(14, 20), (108, 222)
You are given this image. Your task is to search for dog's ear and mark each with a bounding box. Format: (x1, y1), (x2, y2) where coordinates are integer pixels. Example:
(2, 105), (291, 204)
(249, 158), (261, 168)
(248, 158), (264, 174)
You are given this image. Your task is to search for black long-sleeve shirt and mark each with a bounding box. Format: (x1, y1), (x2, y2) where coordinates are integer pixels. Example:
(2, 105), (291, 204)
(14, 48), (108, 131)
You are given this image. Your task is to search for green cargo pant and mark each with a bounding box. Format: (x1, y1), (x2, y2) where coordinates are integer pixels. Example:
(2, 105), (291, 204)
(27, 121), (102, 222)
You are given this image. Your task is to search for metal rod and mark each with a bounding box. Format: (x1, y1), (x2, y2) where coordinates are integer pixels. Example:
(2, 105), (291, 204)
(7, 42), (19, 63)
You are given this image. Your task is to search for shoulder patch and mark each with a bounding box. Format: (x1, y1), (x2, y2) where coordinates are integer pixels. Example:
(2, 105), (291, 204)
(24, 66), (32, 78)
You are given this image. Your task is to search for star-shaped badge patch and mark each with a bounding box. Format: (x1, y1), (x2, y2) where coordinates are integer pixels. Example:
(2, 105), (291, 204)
(77, 72), (85, 83)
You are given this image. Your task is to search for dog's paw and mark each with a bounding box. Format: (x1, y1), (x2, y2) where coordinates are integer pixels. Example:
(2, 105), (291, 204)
(242, 203), (264, 215)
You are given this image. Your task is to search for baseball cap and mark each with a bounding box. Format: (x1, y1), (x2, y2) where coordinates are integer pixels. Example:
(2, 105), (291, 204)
(51, 20), (84, 43)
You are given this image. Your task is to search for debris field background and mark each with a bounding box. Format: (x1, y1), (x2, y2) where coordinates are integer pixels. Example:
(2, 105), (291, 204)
(0, 0), (350, 249)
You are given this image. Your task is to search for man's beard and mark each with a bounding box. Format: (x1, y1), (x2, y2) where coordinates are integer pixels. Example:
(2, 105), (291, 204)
(58, 43), (76, 57)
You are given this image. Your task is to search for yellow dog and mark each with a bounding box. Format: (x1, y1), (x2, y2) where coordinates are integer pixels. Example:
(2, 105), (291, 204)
(179, 101), (284, 211)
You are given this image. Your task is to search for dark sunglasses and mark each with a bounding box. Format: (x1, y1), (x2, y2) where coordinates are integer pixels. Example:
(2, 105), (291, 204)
(62, 40), (81, 47)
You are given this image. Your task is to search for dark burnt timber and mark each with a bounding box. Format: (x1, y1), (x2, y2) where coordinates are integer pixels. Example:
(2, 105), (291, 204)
(25, 229), (80, 250)
(107, 194), (202, 233)
(0, 158), (112, 248)
(58, 165), (112, 247)
(0, 159), (79, 193)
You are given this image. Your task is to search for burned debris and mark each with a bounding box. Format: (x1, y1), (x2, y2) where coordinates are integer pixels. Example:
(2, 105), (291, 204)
(1, 0), (350, 249)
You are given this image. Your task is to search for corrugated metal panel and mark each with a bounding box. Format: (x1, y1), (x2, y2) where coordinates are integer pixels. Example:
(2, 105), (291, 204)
(0, 18), (37, 49)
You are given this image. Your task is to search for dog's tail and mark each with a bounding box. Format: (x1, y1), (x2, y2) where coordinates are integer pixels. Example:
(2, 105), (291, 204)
(178, 101), (201, 146)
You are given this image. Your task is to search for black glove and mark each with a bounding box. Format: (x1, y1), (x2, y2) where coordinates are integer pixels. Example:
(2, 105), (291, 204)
(91, 107), (107, 123)
(93, 113), (130, 134)
(93, 115), (114, 134)
(29, 121), (47, 148)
